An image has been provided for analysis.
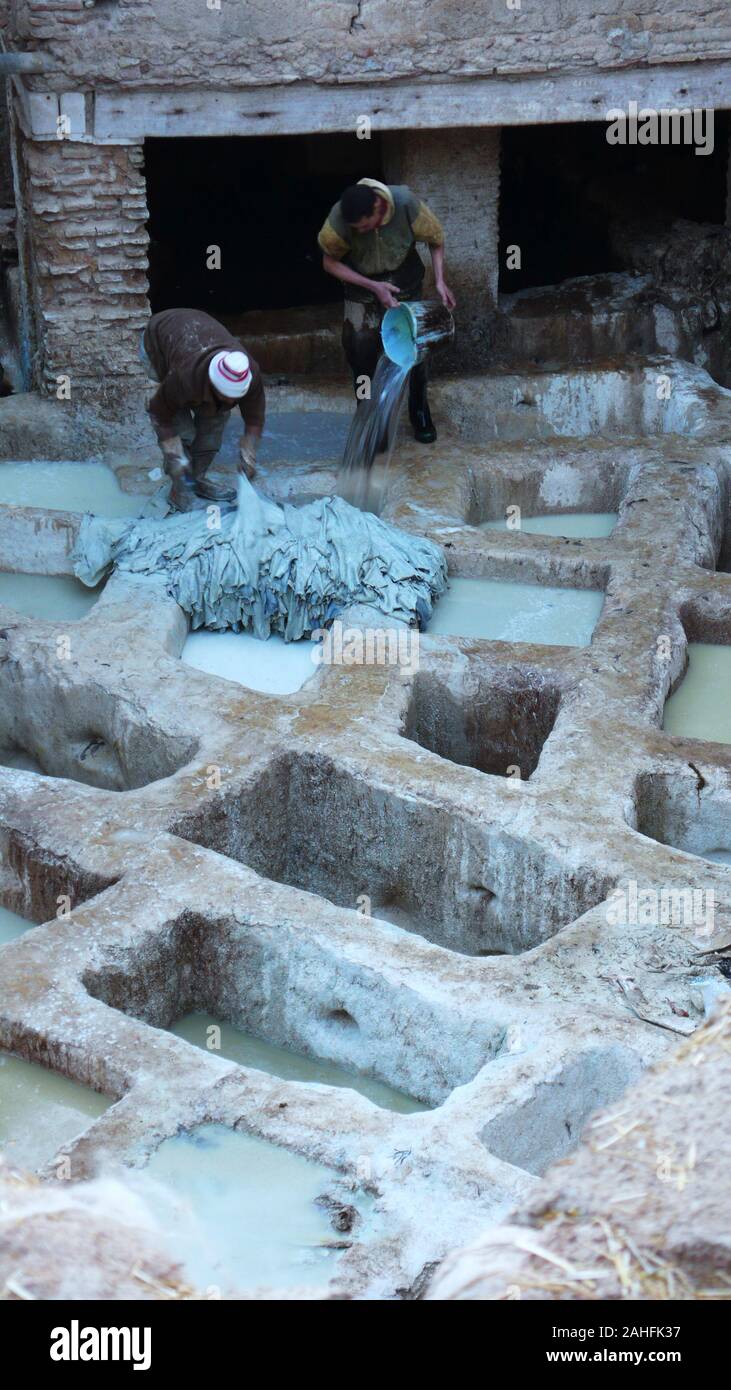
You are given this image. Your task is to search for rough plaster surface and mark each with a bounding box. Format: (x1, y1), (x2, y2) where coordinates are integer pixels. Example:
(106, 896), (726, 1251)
(1, 354), (731, 1295)
(10, 1), (731, 91)
(427, 1003), (731, 1300)
(384, 127), (500, 368)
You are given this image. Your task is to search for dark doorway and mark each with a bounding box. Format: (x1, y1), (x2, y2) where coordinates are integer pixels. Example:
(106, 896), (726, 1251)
(144, 133), (384, 316)
(499, 116), (730, 293)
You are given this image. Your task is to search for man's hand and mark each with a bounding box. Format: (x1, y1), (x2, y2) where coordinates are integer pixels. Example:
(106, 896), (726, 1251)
(372, 281), (401, 309)
(238, 438), (257, 481)
(160, 436), (188, 475)
(436, 279), (457, 310)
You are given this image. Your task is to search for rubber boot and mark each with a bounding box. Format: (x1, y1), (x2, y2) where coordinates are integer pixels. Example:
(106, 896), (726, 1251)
(193, 474), (237, 504)
(168, 475), (197, 514)
(168, 471), (199, 513)
(190, 452), (237, 504)
(409, 363), (437, 444)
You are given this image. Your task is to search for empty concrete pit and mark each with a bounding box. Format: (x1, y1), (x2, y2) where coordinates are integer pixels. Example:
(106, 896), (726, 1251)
(402, 665), (561, 781)
(635, 766), (731, 867)
(480, 1046), (644, 1177)
(171, 752), (614, 956)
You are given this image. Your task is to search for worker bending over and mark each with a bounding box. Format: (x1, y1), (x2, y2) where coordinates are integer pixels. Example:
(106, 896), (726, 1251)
(318, 178), (456, 443)
(142, 308), (265, 512)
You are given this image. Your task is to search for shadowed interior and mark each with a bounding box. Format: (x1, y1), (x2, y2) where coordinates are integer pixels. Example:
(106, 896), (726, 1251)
(170, 752), (615, 955)
(402, 667), (561, 780)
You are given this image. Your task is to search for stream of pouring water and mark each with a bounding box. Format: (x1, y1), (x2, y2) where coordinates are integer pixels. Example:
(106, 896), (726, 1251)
(338, 356), (410, 514)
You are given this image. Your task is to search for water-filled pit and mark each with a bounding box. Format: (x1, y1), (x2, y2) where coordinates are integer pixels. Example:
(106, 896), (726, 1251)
(428, 577), (604, 646)
(0, 905), (33, 944)
(663, 643), (731, 745)
(144, 1122), (361, 1293)
(0, 572), (101, 621)
(0, 1052), (109, 1171)
(82, 907), (502, 1103)
(0, 461), (148, 517)
(182, 630), (318, 695)
(481, 512), (617, 538)
(170, 1011), (425, 1112)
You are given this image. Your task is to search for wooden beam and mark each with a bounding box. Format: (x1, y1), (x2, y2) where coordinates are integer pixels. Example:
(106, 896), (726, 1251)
(90, 61), (731, 144)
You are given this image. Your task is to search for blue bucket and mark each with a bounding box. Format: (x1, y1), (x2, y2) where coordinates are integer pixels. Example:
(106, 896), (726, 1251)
(381, 299), (454, 370)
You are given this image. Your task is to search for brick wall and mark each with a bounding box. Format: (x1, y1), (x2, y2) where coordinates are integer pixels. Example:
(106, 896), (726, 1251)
(20, 139), (149, 397)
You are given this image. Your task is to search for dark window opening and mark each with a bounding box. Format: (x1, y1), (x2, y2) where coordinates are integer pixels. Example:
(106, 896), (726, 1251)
(144, 133), (384, 318)
(499, 116), (730, 293)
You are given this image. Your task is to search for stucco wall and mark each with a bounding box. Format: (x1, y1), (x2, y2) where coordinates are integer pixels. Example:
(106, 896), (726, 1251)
(12, 0), (731, 92)
(385, 127), (501, 369)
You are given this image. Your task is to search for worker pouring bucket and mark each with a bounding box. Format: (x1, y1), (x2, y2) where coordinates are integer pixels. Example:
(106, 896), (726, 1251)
(381, 299), (455, 370)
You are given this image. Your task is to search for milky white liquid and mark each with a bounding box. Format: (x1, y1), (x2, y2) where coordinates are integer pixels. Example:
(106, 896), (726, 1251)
(0, 905), (33, 945)
(0, 461), (147, 517)
(145, 1122), (359, 1294)
(428, 576), (603, 647)
(0, 1051), (109, 1170)
(0, 572), (101, 621)
(663, 643), (731, 745)
(182, 629), (317, 694)
(170, 1011), (424, 1114)
(481, 512), (617, 539)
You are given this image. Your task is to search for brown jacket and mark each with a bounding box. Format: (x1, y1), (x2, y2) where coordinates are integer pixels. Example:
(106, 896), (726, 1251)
(144, 308), (266, 441)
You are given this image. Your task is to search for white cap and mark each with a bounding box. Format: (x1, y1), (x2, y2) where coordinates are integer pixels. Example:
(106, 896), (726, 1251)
(208, 349), (251, 399)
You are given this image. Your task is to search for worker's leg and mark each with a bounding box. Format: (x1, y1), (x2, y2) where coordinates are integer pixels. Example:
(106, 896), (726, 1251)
(189, 410), (236, 503)
(408, 358), (437, 444)
(162, 410), (198, 512)
(342, 300), (382, 399)
(342, 299), (392, 452)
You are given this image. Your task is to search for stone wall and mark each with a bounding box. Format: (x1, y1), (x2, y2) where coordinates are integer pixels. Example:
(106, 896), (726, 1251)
(384, 128), (501, 369)
(12, 0), (731, 91)
(20, 138), (148, 398)
(7, 0), (730, 394)
(20, 126), (502, 392)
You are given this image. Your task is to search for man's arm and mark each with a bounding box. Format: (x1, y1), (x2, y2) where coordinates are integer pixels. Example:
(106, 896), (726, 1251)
(237, 371), (265, 478)
(429, 243), (456, 310)
(318, 210), (401, 306)
(148, 371), (189, 439)
(322, 253), (401, 309)
(408, 196), (456, 310)
(148, 373), (191, 465)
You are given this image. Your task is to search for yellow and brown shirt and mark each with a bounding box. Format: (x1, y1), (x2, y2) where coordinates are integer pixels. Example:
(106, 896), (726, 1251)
(318, 178), (444, 281)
